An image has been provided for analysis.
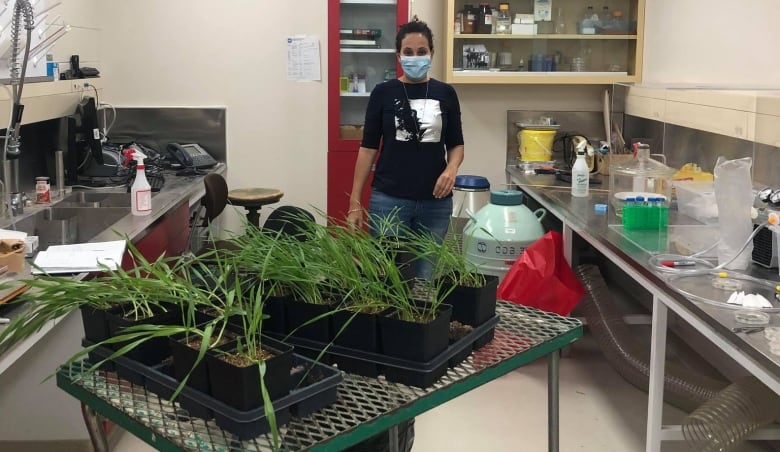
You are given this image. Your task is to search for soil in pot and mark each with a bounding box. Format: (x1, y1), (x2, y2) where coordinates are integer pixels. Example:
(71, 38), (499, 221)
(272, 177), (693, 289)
(448, 321), (474, 367)
(206, 338), (294, 412)
(171, 328), (238, 394)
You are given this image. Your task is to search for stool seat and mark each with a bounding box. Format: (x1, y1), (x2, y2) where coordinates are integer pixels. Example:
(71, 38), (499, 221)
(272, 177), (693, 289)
(228, 188), (284, 227)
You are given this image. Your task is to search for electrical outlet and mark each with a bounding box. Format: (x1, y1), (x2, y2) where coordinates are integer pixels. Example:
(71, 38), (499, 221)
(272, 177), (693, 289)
(71, 81), (82, 92)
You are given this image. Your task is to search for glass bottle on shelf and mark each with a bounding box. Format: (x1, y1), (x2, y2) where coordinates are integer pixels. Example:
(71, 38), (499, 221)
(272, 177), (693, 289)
(463, 4), (476, 34)
(477, 3), (492, 34)
(495, 3), (511, 34)
(554, 7), (566, 34)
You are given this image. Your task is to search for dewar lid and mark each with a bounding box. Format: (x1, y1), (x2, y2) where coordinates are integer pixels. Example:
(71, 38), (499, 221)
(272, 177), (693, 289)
(490, 189), (524, 205)
(455, 175), (490, 190)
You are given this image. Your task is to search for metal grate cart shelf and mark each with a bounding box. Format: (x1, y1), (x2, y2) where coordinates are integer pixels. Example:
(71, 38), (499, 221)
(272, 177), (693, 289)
(56, 302), (582, 452)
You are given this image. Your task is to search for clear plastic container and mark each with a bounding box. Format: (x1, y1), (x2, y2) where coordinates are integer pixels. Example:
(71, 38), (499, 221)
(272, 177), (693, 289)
(609, 144), (675, 216)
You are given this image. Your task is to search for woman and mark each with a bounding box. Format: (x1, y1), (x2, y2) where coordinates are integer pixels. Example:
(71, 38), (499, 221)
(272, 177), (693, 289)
(347, 18), (465, 280)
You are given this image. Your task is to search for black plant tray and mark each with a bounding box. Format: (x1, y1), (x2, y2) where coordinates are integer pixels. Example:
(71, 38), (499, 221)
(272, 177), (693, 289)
(269, 315), (499, 388)
(82, 339), (343, 440)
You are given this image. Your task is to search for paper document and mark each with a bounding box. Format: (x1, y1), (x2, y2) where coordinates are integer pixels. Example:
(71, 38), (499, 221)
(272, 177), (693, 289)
(32, 240), (127, 274)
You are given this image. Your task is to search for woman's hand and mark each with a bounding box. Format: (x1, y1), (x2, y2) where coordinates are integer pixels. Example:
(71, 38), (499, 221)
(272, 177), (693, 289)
(346, 207), (364, 229)
(433, 169), (457, 199)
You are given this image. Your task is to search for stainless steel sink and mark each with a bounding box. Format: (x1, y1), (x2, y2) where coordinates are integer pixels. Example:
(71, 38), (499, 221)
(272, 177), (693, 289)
(58, 192), (157, 208)
(9, 207), (130, 250)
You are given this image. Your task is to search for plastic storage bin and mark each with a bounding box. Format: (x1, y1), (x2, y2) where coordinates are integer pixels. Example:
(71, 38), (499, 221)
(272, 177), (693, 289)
(674, 181), (718, 224)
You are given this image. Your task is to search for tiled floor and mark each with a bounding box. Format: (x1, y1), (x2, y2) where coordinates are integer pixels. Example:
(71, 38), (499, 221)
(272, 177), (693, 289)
(112, 334), (774, 452)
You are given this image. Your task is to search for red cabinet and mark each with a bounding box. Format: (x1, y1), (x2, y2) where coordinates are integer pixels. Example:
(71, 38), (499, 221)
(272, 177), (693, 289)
(326, 0), (408, 220)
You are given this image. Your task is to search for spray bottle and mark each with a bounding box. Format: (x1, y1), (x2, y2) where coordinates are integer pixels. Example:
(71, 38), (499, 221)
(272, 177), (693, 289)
(571, 138), (590, 197)
(130, 150), (152, 216)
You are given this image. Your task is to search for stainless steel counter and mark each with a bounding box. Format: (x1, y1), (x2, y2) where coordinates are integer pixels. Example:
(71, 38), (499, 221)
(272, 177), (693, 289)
(506, 165), (780, 450)
(0, 164), (226, 372)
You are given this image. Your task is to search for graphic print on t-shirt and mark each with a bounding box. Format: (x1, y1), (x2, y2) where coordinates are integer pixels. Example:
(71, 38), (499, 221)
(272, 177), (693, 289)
(394, 97), (442, 145)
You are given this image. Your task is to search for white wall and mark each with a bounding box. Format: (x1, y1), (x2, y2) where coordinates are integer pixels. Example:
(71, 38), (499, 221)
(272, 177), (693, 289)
(643, 0), (780, 86)
(96, 0), (328, 230)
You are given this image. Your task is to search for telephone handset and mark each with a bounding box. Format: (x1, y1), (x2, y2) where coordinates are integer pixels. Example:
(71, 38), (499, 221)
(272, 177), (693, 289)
(166, 143), (218, 169)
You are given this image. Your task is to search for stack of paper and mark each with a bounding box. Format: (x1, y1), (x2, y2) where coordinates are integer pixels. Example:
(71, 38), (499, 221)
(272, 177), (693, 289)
(32, 240), (127, 274)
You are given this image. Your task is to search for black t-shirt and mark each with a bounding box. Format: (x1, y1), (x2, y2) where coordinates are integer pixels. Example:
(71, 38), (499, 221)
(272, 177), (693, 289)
(361, 78), (464, 200)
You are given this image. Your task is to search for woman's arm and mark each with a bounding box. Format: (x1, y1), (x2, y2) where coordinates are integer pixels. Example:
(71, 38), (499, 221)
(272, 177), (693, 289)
(347, 147), (378, 227)
(434, 144), (464, 198)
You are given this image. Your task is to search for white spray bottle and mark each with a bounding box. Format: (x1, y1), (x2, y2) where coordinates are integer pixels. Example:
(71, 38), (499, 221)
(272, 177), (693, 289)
(131, 150), (152, 216)
(571, 138), (590, 198)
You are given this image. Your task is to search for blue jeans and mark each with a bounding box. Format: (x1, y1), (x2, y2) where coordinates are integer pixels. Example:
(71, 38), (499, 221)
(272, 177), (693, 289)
(368, 188), (453, 280)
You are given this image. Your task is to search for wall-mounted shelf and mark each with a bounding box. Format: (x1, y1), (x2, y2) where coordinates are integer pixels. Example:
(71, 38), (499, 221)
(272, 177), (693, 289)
(0, 78), (103, 126)
(340, 48), (396, 54)
(453, 33), (638, 40)
(444, 0), (645, 85)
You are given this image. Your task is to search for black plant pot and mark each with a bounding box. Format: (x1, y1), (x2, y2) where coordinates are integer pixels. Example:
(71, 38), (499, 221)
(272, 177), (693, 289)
(439, 274), (499, 327)
(263, 295), (287, 336)
(80, 305), (113, 343)
(105, 305), (180, 366)
(330, 308), (385, 377)
(170, 328), (238, 395)
(285, 299), (333, 344)
(379, 304), (452, 363)
(206, 336), (294, 412)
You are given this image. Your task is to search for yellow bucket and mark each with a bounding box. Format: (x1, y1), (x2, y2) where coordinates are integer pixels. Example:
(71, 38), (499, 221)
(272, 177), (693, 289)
(517, 129), (556, 162)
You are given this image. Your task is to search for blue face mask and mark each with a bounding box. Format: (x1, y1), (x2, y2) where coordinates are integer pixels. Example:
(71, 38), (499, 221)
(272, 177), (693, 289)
(400, 55), (431, 81)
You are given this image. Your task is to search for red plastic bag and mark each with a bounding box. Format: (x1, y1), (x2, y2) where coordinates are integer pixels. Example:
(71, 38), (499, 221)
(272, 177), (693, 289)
(497, 231), (585, 316)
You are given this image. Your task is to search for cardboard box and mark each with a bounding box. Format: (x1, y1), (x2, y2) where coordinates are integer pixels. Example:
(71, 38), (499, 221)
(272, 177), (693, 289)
(340, 125), (364, 140)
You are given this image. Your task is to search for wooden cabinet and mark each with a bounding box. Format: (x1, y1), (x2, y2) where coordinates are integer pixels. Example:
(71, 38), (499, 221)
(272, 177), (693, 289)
(326, 0), (408, 219)
(443, 0), (644, 84)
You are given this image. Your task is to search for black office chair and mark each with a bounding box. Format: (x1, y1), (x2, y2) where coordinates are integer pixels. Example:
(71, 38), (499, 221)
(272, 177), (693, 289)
(190, 173), (238, 255)
(203, 173), (228, 224)
(262, 205), (316, 241)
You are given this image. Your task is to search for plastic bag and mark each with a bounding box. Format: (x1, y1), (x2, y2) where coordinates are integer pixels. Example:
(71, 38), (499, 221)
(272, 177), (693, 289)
(497, 231), (585, 316)
(713, 156), (753, 270)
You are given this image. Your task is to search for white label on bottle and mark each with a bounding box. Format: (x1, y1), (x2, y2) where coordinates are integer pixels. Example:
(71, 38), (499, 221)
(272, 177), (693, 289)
(136, 189), (152, 211)
(92, 128), (100, 140)
(484, 14), (492, 24)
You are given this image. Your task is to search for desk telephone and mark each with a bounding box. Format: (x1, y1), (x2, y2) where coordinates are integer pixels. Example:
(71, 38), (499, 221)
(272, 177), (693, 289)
(166, 143), (218, 169)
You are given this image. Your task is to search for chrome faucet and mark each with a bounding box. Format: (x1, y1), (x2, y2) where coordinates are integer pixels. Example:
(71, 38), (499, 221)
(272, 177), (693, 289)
(9, 192), (26, 216)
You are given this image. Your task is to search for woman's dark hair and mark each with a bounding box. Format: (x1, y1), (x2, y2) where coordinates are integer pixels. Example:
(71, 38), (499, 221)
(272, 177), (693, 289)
(395, 18), (434, 53)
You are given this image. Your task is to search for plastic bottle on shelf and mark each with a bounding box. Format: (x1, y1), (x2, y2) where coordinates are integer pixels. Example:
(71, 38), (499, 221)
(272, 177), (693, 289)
(578, 6), (597, 34)
(571, 144), (590, 198)
(131, 152), (152, 216)
(599, 5), (611, 31)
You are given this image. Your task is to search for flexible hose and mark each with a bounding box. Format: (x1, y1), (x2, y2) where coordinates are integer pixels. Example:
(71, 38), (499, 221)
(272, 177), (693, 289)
(576, 263), (780, 450)
(576, 263), (728, 413)
(2, 0), (34, 216)
(683, 376), (780, 452)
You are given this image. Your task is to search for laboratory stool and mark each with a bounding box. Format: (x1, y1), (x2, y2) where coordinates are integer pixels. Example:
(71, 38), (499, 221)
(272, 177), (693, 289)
(227, 187), (284, 227)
